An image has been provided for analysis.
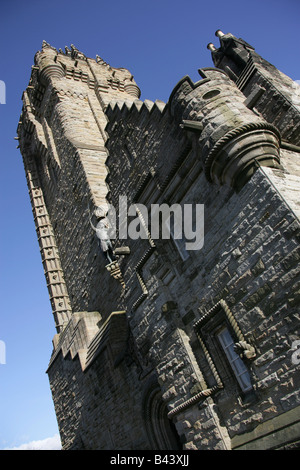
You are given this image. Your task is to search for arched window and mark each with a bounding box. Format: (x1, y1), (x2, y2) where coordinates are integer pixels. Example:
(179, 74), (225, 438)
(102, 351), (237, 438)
(142, 378), (182, 450)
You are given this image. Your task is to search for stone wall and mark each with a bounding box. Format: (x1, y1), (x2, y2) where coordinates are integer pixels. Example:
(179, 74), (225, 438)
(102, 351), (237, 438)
(47, 311), (153, 450)
(103, 58), (300, 448)
(17, 34), (300, 450)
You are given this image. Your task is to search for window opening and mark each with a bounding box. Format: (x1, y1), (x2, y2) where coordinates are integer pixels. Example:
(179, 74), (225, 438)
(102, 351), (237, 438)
(217, 327), (253, 393)
(165, 212), (189, 261)
(194, 300), (256, 399)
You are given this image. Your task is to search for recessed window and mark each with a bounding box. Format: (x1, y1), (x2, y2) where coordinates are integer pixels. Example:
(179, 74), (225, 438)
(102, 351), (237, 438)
(194, 300), (255, 400)
(217, 327), (253, 393)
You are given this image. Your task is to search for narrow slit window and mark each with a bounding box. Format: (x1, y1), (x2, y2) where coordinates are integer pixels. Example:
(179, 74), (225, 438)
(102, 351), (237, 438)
(165, 213), (189, 261)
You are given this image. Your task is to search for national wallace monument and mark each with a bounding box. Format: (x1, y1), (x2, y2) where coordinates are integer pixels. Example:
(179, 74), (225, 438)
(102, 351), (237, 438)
(17, 30), (300, 450)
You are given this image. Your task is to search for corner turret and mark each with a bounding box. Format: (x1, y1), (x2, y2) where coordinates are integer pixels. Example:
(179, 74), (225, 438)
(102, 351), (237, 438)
(207, 30), (300, 147)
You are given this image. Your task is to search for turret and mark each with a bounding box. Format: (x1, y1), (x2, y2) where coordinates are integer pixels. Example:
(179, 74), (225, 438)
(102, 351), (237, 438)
(169, 67), (281, 189)
(35, 41), (65, 84)
(17, 41), (142, 332)
(207, 30), (300, 147)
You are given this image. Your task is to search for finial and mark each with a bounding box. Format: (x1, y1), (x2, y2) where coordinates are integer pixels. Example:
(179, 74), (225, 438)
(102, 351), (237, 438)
(41, 41), (58, 53)
(96, 55), (109, 66)
(42, 40), (51, 49)
(215, 30), (225, 38)
(69, 44), (86, 61)
(207, 43), (217, 52)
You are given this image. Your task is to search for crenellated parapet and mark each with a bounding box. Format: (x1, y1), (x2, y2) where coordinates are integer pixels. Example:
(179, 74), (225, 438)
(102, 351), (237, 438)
(32, 41), (141, 104)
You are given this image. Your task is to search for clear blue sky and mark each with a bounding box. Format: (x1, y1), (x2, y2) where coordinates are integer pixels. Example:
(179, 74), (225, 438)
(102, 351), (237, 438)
(0, 0), (299, 450)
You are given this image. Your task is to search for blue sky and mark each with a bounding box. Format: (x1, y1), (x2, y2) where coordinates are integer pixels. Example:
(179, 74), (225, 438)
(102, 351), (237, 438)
(0, 0), (299, 450)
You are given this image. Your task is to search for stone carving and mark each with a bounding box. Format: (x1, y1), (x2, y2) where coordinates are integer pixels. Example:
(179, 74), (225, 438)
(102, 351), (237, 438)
(89, 204), (126, 287)
(234, 340), (256, 360)
(105, 260), (125, 288)
(70, 44), (86, 61)
(89, 205), (116, 264)
(96, 55), (110, 67)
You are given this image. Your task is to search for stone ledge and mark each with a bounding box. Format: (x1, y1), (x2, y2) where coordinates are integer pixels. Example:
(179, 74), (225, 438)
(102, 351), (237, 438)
(231, 405), (300, 450)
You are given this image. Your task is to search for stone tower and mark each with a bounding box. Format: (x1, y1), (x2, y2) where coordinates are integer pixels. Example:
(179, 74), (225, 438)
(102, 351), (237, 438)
(17, 42), (141, 333)
(17, 32), (300, 450)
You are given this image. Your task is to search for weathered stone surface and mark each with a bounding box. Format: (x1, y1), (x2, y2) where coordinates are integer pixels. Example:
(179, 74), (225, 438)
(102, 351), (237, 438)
(17, 32), (300, 450)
